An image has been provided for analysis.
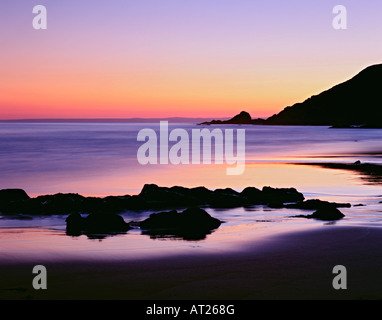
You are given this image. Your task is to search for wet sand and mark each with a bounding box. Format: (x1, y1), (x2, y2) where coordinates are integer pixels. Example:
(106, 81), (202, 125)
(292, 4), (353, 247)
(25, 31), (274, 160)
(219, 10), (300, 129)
(1, 225), (382, 300)
(294, 162), (382, 185)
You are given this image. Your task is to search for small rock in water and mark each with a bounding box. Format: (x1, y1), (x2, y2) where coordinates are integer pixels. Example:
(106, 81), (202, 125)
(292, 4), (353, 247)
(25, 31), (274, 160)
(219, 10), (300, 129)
(309, 206), (345, 221)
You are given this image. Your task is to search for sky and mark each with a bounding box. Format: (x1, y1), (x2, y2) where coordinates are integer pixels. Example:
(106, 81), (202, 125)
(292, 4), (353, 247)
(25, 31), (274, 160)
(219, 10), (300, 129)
(1, 0), (382, 119)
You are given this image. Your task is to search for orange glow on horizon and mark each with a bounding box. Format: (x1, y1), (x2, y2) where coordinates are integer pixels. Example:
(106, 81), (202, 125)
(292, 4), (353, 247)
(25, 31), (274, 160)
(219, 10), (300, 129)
(0, 51), (329, 120)
(0, 73), (306, 120)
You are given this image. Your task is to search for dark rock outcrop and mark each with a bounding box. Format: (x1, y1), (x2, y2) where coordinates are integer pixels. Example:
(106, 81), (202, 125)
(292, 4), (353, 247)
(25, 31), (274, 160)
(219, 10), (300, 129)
(0, 189), (30, 213)
(65, 212), (85, 236)
(0, 185), (307, 215)
(308, 207), (345, 221)
(66, 212), (131, 237)
(135, 185), (305, 209)
(293, 205), (345, 221)
(240, 186), (305, 207)
(261, 186), (304, 204)
(209, 188), (242, 208)
(139, 207), (222, 240)
(286, 199), (351, 210)
(137, 184), (199, 208)
(0, 189), (30, 203)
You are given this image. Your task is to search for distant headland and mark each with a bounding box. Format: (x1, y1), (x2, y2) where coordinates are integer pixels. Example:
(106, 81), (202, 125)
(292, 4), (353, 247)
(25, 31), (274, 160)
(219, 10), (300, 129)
(200, 111), (267, 125)
(201, 64), (382, 128)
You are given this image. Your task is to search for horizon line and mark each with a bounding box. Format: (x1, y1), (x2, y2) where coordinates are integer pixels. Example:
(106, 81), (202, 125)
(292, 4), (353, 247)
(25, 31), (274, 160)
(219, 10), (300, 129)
(0, 116), (236, 123)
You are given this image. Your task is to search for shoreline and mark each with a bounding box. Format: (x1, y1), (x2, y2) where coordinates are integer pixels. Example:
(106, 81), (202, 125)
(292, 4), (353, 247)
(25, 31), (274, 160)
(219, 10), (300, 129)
(292, 162), (382, 184)
(1, 160), (382, 300)
(2, 225), (382, 300)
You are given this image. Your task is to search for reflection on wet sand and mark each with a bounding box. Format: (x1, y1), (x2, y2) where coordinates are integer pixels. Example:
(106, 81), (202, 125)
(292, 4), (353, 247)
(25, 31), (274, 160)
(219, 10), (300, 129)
(295, 162), (382, 185)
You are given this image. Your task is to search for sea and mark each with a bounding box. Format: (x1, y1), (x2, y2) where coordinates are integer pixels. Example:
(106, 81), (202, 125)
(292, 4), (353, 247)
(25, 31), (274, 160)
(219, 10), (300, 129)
(0, 122), (381, 262)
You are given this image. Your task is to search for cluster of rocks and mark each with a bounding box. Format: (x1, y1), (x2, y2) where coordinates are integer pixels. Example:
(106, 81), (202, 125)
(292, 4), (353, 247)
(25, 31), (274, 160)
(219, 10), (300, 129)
(65, 207), (222, 241)
(0, 185), (306, 215)
(0, 185), (352, 239)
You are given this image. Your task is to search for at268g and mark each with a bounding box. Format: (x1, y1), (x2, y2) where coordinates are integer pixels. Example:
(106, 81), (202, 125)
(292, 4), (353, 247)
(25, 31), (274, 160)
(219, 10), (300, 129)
(189, 305), (235, 315)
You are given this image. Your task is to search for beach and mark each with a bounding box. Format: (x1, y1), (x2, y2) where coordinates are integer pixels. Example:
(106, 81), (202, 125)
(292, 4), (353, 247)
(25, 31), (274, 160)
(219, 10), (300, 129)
(1, 225), (382, 300)
(1, 123), (382, 300)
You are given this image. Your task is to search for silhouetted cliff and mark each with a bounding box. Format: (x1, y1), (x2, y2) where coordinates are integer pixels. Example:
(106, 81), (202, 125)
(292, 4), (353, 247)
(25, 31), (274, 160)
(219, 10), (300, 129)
(201, 64), (382, 127)
(267, 64), (382, 127)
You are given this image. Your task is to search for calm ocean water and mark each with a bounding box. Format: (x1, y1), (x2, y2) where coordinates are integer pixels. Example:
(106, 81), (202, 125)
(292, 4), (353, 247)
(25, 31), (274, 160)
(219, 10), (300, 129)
(0, 122), (381, 196)
(0, 122), (381, 261)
